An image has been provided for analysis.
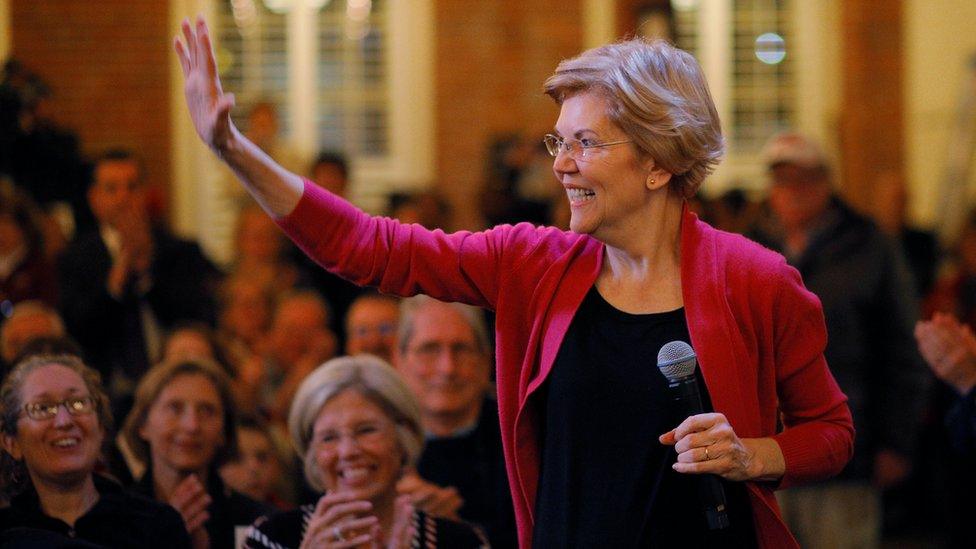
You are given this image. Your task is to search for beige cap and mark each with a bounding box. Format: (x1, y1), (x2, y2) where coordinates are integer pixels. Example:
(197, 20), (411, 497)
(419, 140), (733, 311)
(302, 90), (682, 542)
(760, 131), (827, 169)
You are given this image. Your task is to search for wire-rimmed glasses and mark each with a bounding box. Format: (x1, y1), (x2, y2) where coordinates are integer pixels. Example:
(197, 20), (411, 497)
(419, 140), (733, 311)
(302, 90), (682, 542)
(21, 396), (95, 421)
(543, 134), (633, 161)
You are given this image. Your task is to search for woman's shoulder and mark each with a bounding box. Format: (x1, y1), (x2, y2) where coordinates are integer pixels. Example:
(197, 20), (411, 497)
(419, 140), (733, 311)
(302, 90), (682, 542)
(92, 474), (180, 520)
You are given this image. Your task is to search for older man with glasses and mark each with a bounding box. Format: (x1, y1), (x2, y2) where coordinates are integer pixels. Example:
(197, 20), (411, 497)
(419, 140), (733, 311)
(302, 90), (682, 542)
(394, 295), (516, 548)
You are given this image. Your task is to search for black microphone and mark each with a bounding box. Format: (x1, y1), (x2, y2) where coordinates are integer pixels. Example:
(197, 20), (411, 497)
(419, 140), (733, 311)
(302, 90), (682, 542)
(657, 340), (730, 530)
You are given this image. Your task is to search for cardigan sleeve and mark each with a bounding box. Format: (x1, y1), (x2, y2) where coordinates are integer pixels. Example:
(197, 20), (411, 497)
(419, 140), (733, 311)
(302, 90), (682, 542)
(768, 262), (855, 489)
(275, 180), (547, 310)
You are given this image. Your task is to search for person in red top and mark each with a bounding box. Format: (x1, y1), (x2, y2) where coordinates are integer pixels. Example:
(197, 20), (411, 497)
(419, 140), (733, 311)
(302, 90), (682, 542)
(175, 18), (853, 547)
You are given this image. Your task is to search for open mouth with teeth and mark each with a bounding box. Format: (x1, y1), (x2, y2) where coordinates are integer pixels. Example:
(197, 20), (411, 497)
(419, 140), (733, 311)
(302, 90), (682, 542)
(337, 465), (376, 487)
(51, 437), (81, 449)
(567, 187), (596, 205)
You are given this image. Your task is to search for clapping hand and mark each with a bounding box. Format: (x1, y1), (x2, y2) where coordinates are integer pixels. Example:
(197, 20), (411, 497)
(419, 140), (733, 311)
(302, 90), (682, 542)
(915, 312), (976, 395)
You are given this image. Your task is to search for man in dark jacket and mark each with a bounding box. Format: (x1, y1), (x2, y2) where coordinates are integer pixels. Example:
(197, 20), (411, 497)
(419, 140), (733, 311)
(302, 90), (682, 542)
(57, 150), (220, 417)
(749, 132), (929, 549)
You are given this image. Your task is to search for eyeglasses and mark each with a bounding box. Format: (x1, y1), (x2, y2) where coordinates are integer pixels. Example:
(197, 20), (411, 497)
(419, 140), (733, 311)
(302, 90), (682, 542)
(543, 134), (633, 161)
(408, 342), (480, 365)
(21, 396), (95, 421)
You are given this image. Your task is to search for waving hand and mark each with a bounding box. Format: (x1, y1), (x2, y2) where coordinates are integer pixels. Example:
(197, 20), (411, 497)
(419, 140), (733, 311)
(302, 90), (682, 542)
(174, 17), (236, 152)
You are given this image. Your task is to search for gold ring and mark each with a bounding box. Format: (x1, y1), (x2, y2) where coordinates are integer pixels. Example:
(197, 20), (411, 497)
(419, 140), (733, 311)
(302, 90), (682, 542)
(704, 446), (710, 460)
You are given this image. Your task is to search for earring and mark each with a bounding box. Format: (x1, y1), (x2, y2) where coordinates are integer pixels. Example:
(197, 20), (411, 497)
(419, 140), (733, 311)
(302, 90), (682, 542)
(648, 177), (656, 187)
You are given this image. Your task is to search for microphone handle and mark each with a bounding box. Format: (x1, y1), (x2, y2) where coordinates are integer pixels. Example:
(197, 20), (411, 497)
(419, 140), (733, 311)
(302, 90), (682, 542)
(670, 377), (731, 530)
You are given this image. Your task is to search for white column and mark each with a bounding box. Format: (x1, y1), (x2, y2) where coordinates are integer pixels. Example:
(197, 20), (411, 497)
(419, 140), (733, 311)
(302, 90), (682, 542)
(697, 0), (734, 191)
(287, 1), (317, 161)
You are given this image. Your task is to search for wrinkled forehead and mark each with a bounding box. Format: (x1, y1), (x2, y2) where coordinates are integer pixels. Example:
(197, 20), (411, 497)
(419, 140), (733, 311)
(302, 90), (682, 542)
(554, 91), (619, 137)
(20, 364), (87, 402)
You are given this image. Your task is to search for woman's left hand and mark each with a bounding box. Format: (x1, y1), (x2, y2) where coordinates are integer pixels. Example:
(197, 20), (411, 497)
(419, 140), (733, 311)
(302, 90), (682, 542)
(659, 412), (785, 482)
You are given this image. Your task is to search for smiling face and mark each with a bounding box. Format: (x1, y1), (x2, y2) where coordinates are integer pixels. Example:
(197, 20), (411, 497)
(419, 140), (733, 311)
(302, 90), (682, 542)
(139, 373), (225, 478)
(395, 301), (489, 433)
(345, 297), (400, 363)
(311, 389), (403, 504)
(4, 364), (103, 489)
(552, 92), (664, 242)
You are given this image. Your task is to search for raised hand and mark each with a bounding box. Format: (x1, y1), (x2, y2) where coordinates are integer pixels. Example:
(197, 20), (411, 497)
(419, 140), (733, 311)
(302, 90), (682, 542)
(174, 17), (237, 152)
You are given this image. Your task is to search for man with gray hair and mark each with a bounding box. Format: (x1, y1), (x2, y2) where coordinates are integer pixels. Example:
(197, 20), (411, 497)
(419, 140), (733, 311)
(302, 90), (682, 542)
(394, 295), (516, 548)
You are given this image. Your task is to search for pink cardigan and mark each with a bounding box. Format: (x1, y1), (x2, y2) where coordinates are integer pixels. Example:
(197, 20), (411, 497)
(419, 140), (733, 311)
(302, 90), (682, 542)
(278, 181), (854, 548)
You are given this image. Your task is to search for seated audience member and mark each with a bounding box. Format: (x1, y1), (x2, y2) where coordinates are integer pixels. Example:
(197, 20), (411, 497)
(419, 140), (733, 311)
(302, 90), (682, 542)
(230, 204), (307, 296)
(345, 292), (400, 363)
(119, 359), (268, 549)
(394, 296), (516, 548)
(259, 291), (337, 421)
(220, 415), (292, 509)
(0, 300), (66, 376)
(161, 322), (220, 363)
(0, 181), (58, 308)
(387, 190), (452, 230)
(245, 355), (488, 548)
(217, 274), (272, 359)
(309, 150), (349, 197)
(57, 149), (220, 416)
(0, 354), (190, 547)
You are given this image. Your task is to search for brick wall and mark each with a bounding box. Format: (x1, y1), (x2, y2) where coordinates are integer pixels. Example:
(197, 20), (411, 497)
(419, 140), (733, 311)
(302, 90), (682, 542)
(840, 0), (904, 212)
(434, 1), (583, 229)
(10, 0), (172, 218)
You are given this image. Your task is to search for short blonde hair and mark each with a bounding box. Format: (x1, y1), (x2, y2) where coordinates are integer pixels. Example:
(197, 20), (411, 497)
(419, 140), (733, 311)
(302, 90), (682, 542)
(120, 359), (238, 471)
(288, 355), (423, 493)
(545, 38), (724, 197)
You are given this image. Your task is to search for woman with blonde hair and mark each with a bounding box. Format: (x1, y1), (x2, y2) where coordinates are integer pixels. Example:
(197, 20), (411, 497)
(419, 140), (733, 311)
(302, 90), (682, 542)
(177, 19), (853, 547)
(119, 358), (267, 548)
(245, 355), (486, 548)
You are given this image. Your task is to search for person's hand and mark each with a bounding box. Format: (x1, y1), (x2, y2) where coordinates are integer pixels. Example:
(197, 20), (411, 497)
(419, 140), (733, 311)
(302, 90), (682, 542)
(169, 475), (212, 548)
(300, 492), (379, 549)
(396, 470), (463, 520)
(915, 313), (976, 395)
(370, 495), (417, 549)
(873, 448), (911, 489)
(659, 412), (785, 482)
(174, 17), (237, 153)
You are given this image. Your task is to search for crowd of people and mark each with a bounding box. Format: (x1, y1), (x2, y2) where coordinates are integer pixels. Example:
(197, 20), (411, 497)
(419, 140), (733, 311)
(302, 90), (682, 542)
(0, 19), (972, 549)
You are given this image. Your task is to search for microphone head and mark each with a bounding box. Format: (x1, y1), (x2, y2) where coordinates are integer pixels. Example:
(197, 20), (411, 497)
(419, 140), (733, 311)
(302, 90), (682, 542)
(657, 340), (697, 382)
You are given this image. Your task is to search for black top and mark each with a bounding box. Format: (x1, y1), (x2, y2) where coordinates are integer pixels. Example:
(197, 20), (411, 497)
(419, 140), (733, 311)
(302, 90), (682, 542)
(532, 287), (756, 548)
(416, 397), (517, 548)
(245, 503), (488, 548)
(0, 474), (191, 548)
(130, 467), (269, 549)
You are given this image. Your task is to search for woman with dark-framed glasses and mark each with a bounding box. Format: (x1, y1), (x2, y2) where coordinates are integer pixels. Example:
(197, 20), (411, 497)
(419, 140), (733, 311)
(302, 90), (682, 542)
(176, 17), (853, 547)
(0, 354), (191, 547)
